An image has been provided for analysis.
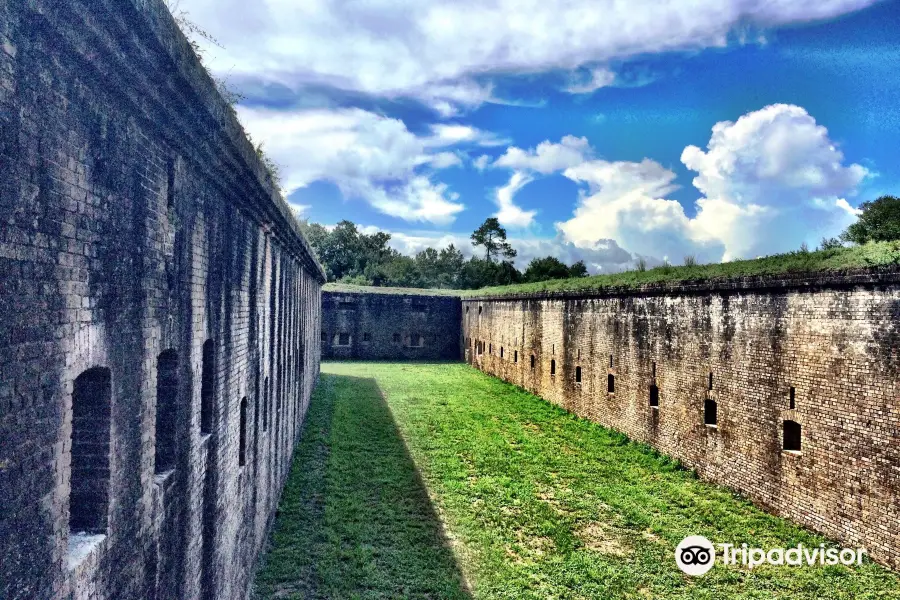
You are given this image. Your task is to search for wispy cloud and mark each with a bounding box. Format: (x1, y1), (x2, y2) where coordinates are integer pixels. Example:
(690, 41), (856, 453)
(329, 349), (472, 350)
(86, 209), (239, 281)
(179, 0), (878, 115)
(238, 106), (467, 225)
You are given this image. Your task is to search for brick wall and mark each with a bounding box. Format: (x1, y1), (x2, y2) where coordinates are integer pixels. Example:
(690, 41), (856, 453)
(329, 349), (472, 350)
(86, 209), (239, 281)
(321, 291), (461, 360)
(0, 1), (325, 598)
(462, 270), (900, 570)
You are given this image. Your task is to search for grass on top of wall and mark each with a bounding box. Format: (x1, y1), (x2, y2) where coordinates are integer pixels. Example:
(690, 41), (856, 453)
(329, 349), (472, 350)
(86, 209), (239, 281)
(323, 282), (464, 296)
(463, 240), (900, 298)
(321, 242), (900, 299)
(254, 362), (900, 600)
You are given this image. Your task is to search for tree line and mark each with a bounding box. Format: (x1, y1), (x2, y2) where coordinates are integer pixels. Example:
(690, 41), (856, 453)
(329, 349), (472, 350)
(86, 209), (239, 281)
(299, 217), (587, 289)
(300, 195), (900, 290)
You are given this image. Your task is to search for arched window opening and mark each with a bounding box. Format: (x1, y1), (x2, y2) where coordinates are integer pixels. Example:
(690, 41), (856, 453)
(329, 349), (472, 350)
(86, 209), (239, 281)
(263, 376), (270, 431)
(575, 366), (582, 383)
(200, 340), (214, 434)
(550, 359), (556, 376)
(155, 350), (179, 473)
(239, 397), (248, 466)
(70, 367), (112, 535)
(607, 374), (615, 393)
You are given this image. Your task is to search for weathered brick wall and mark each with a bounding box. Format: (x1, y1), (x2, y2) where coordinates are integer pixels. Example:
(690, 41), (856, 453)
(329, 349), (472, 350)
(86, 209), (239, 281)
(0, 1), (325, 599)
(462, 270), (900, 569)
(322, 291), (461, 360)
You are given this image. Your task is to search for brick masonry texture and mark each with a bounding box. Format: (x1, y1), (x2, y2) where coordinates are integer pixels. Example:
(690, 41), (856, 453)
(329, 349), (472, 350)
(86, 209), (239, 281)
(462, 269), (900, 570)
(321, 291), (462, 360)
(0, 1), (325, 599)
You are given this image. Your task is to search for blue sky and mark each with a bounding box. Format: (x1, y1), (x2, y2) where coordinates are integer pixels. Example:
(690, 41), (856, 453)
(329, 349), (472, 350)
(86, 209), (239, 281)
(177, 0), (899, 271)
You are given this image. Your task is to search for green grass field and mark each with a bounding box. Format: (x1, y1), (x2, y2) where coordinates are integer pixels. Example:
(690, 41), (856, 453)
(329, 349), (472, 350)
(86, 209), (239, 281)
(254, 362), (900, 599)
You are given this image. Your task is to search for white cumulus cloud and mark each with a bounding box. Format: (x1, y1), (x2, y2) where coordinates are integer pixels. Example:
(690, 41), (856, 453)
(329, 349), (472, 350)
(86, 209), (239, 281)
(366, 227), (635, 273)
(238, 106), (465, 225)
(493, 135), (592, 174)
(557, 103), (869, 261)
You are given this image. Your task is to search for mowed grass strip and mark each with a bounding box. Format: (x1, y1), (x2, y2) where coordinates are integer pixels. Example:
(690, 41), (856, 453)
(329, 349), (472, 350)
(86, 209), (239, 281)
(256, 362), (900, 600)
(253, 373), (469, 599)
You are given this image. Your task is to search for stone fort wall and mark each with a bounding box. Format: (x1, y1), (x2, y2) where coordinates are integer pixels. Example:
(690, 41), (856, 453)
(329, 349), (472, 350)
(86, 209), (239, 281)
(0, 1), (325, 599)
(461, 270), (900, 569)
(322, 290), (461, 360)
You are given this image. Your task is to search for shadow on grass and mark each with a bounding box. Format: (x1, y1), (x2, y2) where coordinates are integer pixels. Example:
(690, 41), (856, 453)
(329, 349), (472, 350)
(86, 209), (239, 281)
(254, 373), (470, 600)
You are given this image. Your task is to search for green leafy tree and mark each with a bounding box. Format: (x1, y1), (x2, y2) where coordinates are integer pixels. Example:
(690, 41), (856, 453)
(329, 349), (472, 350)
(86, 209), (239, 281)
(523, 256), (589, 283)
(471, 218), (517, 262)
(437, 245), (465, 287)
(301, 220), (395, 282)
(302, 217), (525, 290)
(818, 237), (843, 251)
(494, 260), (523, 285)
(840, 196), (900, 244)
(523, 256), (571, 282)
(568, 260), (589, 278)
(459, 257), (523, 289)
(416, 245), (465, 288)
(378, 254), (423, 287)
(459, 258), (494, 289)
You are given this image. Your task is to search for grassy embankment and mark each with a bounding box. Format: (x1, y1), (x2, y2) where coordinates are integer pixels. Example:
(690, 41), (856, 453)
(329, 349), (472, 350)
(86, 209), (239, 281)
(323, 241), (900, 298)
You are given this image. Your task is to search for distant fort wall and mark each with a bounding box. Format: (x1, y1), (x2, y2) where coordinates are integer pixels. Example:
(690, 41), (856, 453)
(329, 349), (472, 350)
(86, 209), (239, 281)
(321, 290), (461, 361)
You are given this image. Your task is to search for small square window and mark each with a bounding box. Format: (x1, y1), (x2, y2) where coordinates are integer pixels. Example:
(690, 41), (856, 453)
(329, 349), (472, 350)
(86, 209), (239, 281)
(337, 333), (350, 346)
